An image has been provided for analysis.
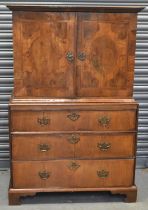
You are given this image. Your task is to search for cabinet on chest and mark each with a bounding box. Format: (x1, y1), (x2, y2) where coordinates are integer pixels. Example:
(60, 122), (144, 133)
(7, 4), (143, 205)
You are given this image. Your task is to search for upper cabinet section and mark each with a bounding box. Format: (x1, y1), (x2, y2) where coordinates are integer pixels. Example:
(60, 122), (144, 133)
(9, 5), (143, 98)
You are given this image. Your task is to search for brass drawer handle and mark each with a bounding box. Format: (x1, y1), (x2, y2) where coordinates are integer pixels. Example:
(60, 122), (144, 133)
(67, 161), (80, 171)
(78, 52), (86, 61)
(67, 112), (80, 121)
(97, 142), (111, 151)
(97, 170), (109, 178)
(98, 116), (110, 127)
(38, 171), (51, 180)
(37, 115), (50, 126)
(66, 51), (74, 62)
(67, 134), (80, 144)
(38, 144), (51, 152)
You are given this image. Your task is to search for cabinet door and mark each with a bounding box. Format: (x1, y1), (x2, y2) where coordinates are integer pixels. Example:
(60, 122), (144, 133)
(76, 13), (137, 97)
(13, 12), (75, 97)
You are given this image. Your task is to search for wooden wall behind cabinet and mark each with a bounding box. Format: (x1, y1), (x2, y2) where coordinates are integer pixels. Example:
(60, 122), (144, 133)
(8, 4), (143, 205)
(13, 10), (138, 98)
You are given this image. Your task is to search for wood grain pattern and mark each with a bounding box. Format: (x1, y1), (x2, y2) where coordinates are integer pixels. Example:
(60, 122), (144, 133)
(75, 133), (136, 158)
(12, 159), (134, 188)
(12, 11), (137, 98)
(12, 133), (136, 160)
(12, 134), (74, 160)
(11, 110), (136, 132)
(77, 13), (137, 97)
(13, 12), (75, 97)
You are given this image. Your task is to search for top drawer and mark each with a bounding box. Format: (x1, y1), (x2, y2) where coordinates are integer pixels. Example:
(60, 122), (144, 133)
(11, 110), (137, 132)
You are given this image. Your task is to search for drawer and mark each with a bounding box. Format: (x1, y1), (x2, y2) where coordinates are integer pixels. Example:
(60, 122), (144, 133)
(11, 110), (136, 132)
(12, 134), (75, 160)
(75, 133), (136, 158)
(12, 159), (134, 188)
(12, 133), (136, 160)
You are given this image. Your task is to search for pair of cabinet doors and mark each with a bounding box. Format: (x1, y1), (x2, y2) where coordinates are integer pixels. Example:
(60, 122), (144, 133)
(13, 12), (137, 98)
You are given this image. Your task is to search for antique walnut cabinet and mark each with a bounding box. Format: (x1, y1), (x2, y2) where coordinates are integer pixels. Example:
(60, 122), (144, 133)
(7, 4), (143, 205)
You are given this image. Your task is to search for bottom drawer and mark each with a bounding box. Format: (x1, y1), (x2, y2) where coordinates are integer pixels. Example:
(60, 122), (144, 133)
(12, 159), (134, 189)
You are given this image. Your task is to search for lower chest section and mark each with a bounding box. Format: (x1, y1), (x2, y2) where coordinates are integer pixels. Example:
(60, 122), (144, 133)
(10, 101), (138, 189)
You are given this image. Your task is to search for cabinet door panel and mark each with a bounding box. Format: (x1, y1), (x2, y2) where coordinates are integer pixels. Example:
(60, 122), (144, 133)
(13, 12), (75, 97)
(76, 13), (137, 97)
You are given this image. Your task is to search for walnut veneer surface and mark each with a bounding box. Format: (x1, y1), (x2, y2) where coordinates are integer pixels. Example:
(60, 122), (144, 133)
(7, 4), (143, 205)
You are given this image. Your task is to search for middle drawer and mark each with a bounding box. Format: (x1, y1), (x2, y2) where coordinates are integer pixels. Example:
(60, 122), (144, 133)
(12, 133), (136, 160)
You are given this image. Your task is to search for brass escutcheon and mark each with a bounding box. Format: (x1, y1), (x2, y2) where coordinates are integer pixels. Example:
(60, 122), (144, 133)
(97, 142), (111, 151)
(78, 52), (86, 61)
(97, 170), (109, 178)
(67, 112), (80, 121)
(68, 161), (80, 171)
(38, 171), (51, 180)
(37, 115), (50, 126)
(67, 134), (80, 144)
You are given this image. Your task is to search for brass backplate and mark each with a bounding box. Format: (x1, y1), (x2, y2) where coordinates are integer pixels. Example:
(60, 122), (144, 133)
(97, 170), (109, 178)
(67, 112), (80, 121)
(38, 171), (51, 180)
(97, 142), (111, 151)
(38, 144), (51, 152)
(98, 116), (110, 127)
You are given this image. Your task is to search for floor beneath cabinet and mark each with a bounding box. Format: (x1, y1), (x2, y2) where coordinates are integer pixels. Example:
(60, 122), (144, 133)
(0, 169), (148, 209)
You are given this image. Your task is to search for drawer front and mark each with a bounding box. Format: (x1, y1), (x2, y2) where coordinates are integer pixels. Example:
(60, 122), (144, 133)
(12, 134), (75, 160)
(11, 110), (136, 132)
(75, 133), (135, 158)
(12, 133), (135, 160)
(12, 159), (134, 188)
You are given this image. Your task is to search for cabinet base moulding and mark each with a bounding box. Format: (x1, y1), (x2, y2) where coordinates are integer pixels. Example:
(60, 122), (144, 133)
(8, 184), (137, 205)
